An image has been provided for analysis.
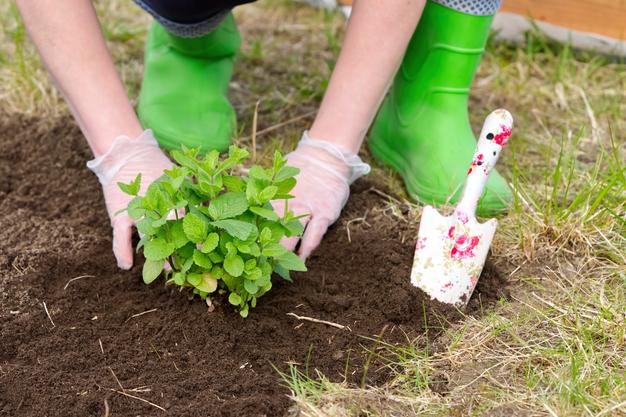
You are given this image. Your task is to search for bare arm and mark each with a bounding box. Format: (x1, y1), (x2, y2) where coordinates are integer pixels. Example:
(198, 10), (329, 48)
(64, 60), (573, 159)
(16, 0), (143, 156)
(280, 0), (425, 258)
(309, 0), (425, 152)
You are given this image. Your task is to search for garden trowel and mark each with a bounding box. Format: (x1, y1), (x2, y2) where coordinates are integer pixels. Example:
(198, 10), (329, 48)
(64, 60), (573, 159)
(411, 109), (513, 307)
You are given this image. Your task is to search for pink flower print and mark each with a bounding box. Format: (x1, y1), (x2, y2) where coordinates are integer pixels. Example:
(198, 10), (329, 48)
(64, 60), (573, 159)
(493, 124), (511, 146)
(416, 237), (427, 251)
(450, 233), (480, 260)
(467, 153), (484, 175)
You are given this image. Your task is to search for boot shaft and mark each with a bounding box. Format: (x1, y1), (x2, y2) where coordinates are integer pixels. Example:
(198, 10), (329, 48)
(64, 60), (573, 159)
(393, 1), (494, 111)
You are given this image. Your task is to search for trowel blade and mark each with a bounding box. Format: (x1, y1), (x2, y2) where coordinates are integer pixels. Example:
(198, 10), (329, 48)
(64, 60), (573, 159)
(410, 205), (497, 307)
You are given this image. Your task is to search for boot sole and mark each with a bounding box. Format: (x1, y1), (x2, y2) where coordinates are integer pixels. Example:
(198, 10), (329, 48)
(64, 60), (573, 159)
(369, 135), (509, 216)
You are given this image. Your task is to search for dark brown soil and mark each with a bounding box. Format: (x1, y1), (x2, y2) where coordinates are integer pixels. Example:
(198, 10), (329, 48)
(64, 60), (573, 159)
(0, 116), (508, 417)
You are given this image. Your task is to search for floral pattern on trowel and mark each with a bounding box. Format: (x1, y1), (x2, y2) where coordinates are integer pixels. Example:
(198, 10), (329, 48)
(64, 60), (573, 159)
(410, 109), (514, 307)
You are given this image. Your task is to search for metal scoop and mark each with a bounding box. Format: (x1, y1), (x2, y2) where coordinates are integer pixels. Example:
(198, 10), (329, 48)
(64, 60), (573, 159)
(410, 109), (514, 307)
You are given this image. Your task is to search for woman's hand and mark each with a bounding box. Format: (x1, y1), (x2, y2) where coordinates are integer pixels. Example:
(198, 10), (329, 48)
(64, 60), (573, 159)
(272, 131), (370, 260)
(87, 130), (174, 269)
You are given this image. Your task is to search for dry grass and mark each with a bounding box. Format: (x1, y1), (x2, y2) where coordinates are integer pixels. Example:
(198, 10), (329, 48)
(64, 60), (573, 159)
(1, 1), (624, 416)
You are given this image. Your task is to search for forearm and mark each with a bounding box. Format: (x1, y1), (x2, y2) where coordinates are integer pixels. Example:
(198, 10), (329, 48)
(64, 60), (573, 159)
(16, 0), (143, 156)
(309, 0), (425, 153)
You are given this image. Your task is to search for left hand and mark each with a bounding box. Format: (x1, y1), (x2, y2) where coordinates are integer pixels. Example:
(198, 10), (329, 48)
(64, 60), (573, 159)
(87, 129), (174, 269)
(272, 131), (370, 260)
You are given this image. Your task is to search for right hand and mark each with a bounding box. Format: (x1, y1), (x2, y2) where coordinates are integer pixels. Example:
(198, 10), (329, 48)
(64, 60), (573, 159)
(272, 131), (370, 260)
(87, 130), (174, 269)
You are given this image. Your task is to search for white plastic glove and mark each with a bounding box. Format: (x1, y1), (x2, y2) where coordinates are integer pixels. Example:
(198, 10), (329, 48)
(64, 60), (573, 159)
(87, 129), (174, 269)
(273, 131), (371, 260)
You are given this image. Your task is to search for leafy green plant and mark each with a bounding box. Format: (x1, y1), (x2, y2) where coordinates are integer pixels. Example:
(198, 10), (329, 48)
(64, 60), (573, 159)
(119, 145), (307, 317)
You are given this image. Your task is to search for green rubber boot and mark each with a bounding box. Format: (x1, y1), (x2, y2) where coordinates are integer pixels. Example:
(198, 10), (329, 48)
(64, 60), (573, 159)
(369, 1), (512, 215)
(138, 14), (240, 151)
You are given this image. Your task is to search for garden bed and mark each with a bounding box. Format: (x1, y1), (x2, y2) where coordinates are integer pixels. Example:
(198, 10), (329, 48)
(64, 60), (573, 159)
(0, 116), (507, 417)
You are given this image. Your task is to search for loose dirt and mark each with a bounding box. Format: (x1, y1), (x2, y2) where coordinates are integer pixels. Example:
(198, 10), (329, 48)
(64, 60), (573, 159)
(0, 116), (508, 417)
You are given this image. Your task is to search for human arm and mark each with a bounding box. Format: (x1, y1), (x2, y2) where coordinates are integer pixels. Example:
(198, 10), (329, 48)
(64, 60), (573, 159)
(279, 0), (426, 259)
(16, 0), (173, 268)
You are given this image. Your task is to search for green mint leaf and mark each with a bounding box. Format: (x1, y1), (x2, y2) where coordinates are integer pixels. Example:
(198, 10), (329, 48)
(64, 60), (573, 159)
(245, 267), (262, 281)
(118, 173), (142, 196)
(143, 237), (175, 261)
(203, 150), (220, 173)
(249, 206), (279, 221)
(212, 219), (256, 241)
(240, 305), (249, 318)
(272, 150), (286, 173)
(258, 186), (278, 203)
(169, 221), (188, 249)
(171, 148), (199, 170)
(274, 264), (292, 282)
(187, 273), (202, 287)
(228, 292), (242, 306)
(223, 175), (246, 192)
(193, 250), (213, 269)
(259, 227), (273, 245)
(142, 259), (163, 284)
(259, 221), (287, 242)
(283, 219), (305, 237)
(183, 212), (209, 243)
(246, 179), (261, 204)
(163, 166), (186, 190)
(244, 279), (259, 295)
(200, 232), (220, 253)
(127, 197), (145, 220)
(274, 166), (300, 182)
(228, 145), (250, 163)
(275, 251), (307, 272)
(136, 217), (158, 237)
(249, 165), (272, 182)
(151, 216), (168, 228)
(262, 243), (287, 257)
(224, 254), (244, 277)
(196, 273), (218, 293)
(208, 192), (248, 220)
(274, 177), (297, 197)
(208, 251), (224, 263)
(244, 259), (257, 271)
(181, 257), (194, 273)
(173, 271), (186, 286)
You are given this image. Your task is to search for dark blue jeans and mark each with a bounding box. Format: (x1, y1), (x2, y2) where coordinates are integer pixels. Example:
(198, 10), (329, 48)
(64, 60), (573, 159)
(134, 0), (256, 37)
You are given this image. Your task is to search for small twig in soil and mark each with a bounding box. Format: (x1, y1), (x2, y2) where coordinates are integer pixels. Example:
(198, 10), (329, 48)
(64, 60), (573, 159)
(42, 302), (55, 328)
(150, 342), (162, 360)
(63, 274), (95, 290)
(367, 187), (403, 205)
(108, 388), (166, 413)
(286, 312), (349, 331)
(345, 210), (370, 243)
(125, 308), (158, 323)
(127, 386), (151, 393)
(103, 398), (110, 417)
(108, 367), (125, 392)
(98, 338), (104, 355)
(239, 110), (316, 141)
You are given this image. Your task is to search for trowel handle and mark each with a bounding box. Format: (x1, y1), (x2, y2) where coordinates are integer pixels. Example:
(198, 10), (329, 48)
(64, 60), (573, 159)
(455, 109), (513, 220)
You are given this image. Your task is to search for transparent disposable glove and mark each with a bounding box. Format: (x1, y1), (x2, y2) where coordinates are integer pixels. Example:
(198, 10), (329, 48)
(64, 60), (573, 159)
(87, 129), (173, 269)
(273, 131), (371, 260)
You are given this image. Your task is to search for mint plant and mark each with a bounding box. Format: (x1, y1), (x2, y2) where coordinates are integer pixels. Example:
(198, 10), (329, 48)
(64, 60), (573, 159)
(119, 145), (306, 317)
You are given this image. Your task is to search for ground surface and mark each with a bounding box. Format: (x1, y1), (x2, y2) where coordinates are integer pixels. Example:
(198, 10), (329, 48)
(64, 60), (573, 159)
(0, 116), (505, 416)
(0, 1), (624, 416)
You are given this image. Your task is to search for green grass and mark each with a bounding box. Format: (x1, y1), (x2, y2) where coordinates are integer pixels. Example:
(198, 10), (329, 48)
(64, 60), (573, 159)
(1, 1), (624, 415)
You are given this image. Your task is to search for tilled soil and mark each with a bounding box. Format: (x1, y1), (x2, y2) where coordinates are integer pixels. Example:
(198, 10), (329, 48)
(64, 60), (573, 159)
(0, 116), (508, 417)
